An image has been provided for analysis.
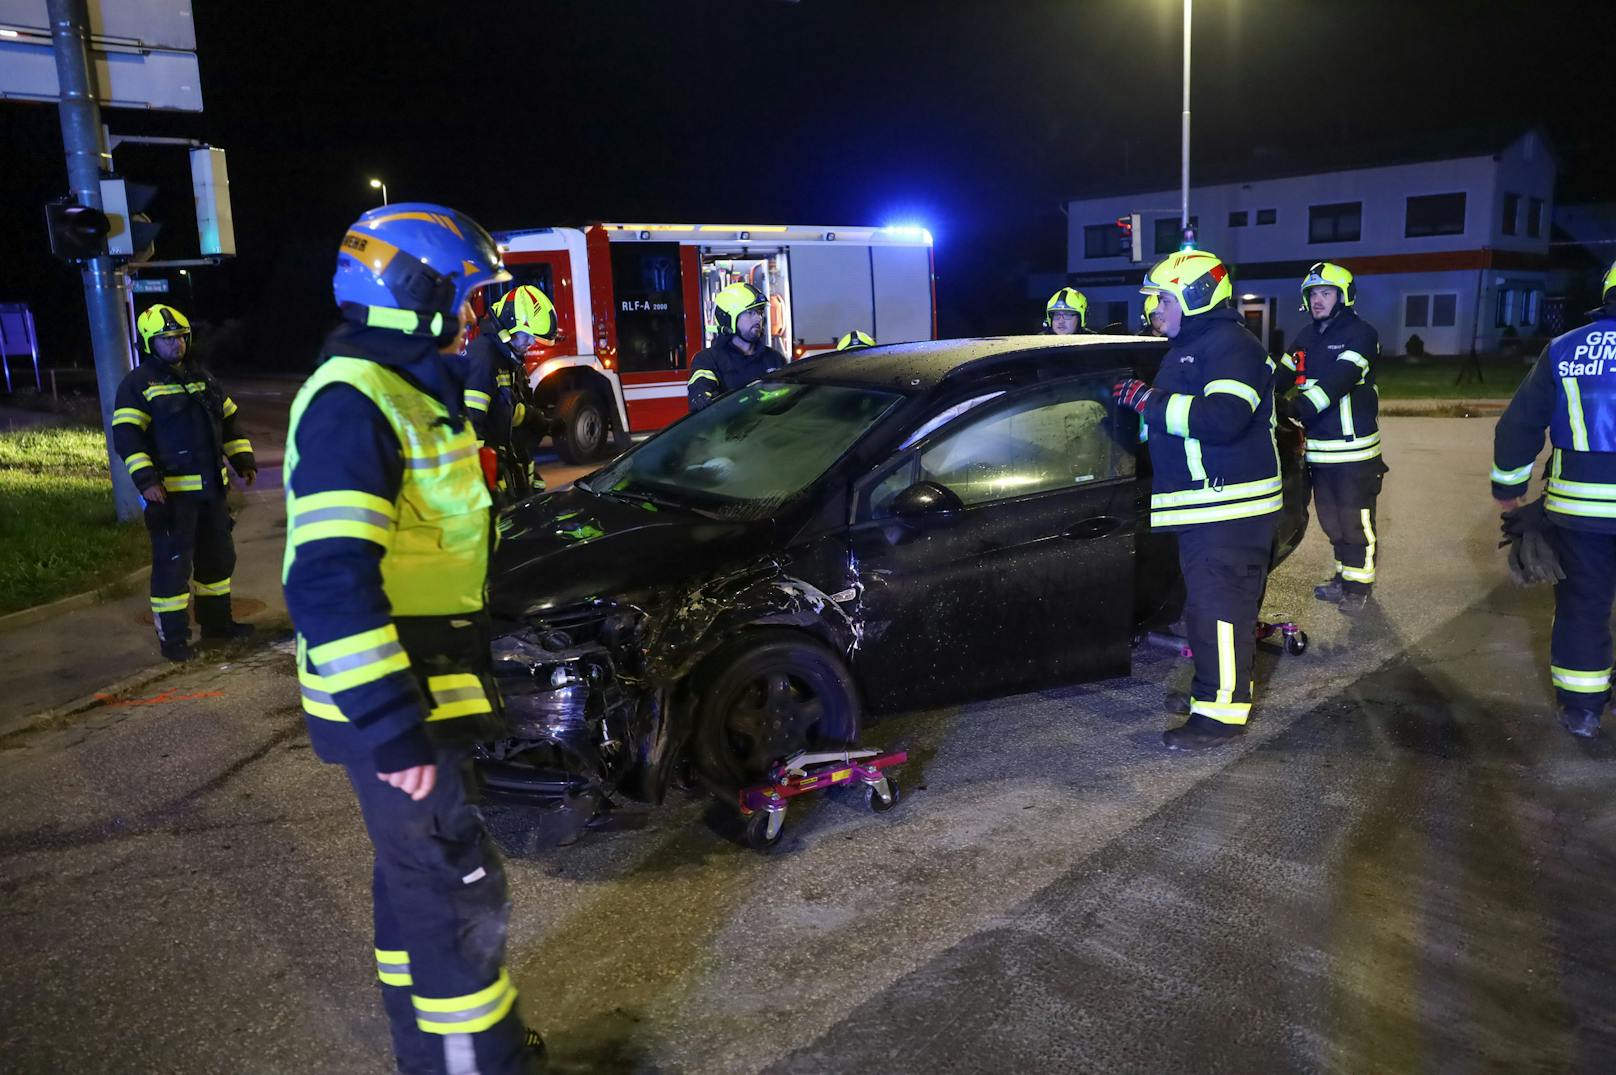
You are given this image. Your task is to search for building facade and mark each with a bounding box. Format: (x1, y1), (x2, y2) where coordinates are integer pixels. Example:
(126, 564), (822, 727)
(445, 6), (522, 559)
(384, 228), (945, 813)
(1049, 129), (1556, 356)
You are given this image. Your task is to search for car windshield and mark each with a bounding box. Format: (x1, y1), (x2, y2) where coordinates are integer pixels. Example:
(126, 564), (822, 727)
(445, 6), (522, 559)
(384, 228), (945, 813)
(586, 381), (901, 521)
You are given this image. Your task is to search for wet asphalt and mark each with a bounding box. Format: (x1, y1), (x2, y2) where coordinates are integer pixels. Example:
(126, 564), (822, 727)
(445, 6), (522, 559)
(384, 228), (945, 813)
(3, 417), (1614, 1074)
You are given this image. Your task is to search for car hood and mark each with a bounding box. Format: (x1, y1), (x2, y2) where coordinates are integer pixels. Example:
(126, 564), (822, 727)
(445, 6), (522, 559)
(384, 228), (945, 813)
(489, 488), (772, 620)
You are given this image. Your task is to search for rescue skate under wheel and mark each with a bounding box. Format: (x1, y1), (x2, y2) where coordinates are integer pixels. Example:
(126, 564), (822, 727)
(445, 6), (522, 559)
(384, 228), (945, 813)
(1257, 619), (1307, 656)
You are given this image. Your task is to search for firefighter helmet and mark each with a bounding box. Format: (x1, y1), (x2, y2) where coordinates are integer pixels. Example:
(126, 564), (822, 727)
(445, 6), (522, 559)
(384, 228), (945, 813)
(835, 329), (875, 352)
(1604, 259), (1616, 304)
(1044, 287), (1088, 329)
(1299, 261), (1356, 311)
(1139, 250), (1233, 318)
(713, 282), (767, 335)
(493, 285), (558, 344)
(332, 202), (510, 339)
(1140, 293), (1160, 328)
(137, 304), (191, 354)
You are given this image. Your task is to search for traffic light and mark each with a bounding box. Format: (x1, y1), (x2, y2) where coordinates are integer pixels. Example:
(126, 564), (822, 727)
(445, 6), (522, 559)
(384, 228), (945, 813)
(44, 199), (111, 261)
(101, 178), (162, 262)
(1116, 212), (1143, 263)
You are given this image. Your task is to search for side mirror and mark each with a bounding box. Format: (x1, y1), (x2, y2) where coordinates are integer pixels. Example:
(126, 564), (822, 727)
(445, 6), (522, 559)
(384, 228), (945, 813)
(891, 480), (963, 525)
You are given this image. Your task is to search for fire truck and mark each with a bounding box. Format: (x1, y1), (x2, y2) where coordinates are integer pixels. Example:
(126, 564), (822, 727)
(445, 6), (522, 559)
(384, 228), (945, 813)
(487, 223), (937, 462)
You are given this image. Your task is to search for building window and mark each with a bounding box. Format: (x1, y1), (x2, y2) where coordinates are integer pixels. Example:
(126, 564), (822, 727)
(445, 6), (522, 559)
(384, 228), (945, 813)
(1405, 294), (1429, 328)
(1432, 294), (1458, 327)
(1406, 292), (1459, 329)
(1502, 192), (1520, 236)
(1083, 223), (1124, 259)
(1228, 210), (1249, 228)
(1405, 192), (1467, 238)
(1104, 301), (1128, 329)
(1527, 197), (1544, 239)
(1522, 290), (1541, 326)
(1309, 202), (1362, 244)
(1153, 216), (1198, 255)
(1256, 208), (1277, 226)
(1496, 288), (1515, 328)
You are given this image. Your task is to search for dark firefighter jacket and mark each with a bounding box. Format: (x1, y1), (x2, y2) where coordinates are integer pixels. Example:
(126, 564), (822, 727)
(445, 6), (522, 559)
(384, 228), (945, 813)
(1279, 308), (1382, 464)
(686, 334), (785, 412)
(112, 356), (255, 498)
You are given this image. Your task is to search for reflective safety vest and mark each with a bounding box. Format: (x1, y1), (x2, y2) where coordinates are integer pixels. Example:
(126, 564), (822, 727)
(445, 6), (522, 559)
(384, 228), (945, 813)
(283, 356), (496, 731)
(1542, 320), (1616, 520)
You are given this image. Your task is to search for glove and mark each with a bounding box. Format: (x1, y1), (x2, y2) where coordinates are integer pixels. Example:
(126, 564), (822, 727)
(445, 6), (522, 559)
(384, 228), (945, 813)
(1275, 395), (1304, 429)
(1113, 378), (1155, 415)
(1499, 497), (1565, 586)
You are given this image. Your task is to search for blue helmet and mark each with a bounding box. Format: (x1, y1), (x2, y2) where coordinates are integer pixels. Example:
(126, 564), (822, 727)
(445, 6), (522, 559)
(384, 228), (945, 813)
(332, 202), (510, 339)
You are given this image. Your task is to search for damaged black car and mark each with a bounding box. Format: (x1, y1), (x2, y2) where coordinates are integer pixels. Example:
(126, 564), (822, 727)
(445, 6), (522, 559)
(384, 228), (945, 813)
(475, 336), (1309, 808)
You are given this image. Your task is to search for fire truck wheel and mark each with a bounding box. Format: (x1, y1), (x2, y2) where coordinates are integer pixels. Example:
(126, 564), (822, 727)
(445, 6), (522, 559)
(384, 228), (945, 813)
(555, 390), (612, 464)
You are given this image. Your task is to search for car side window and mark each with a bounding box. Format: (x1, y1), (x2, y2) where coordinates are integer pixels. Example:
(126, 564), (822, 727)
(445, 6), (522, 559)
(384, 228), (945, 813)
(913, 375), (1133, 508)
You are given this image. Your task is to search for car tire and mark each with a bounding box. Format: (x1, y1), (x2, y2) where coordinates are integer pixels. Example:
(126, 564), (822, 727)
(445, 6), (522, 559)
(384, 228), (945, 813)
(554, 390), (612, 464)
(690, 631), (861, 792)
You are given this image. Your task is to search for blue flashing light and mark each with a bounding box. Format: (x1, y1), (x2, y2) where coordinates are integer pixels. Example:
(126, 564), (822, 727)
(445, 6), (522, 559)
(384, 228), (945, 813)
(881, 223), (934, 245)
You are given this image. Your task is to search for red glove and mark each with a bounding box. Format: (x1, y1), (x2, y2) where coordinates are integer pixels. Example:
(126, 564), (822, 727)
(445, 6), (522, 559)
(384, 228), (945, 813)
(1113, 377), (1155, 414)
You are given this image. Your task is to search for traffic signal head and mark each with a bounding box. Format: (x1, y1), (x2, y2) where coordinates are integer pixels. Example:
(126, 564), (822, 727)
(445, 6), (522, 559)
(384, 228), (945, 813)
(101, 179), (163, 261)
(44, 200), (111, 261)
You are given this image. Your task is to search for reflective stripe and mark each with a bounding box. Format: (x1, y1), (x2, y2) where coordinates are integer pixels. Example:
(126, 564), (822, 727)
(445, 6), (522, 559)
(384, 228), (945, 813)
(1306, 431), (1381, 458)
(299, 683), (344, 721)
(496, 372), (514, 386)
(376, 948), (413, 988)
(1553, 448), (1564, 481)
(1339, 394), (1356, 438)
(1546, 495), (1616, 519)
(1551, 666), (1612, 693)
(367, 305), (444, 335)
(124, 452), (155, 475)
(1190, 698), (1250, 725)
(1151, 493), (1283, 528)
(1343, 509), (1376, 584)
(1216, 620), (1236, 704)
(463, 389), (492, 413)
(1164, 394), (1193, 438)
(290, 496), (396, 549)
(413, 969), (519, 1035)
(687, 368), (719, 386)
(142, 384), (188, 399)
(1564, 378), (1591, 452)
(1339, 350), (1370, 372)
(223, 438), (253, 456)
(1280, 354), (1298, 371)
(426, 673), (493, 721)
(194, 577), (232, 596)
(1183, 437), (1206, 482)
(222, 397), (238, 418)
(151, 593), (190, 613)
(308, 625), (410, 691)
(1151, 475), (1282, 509)
(1491, 462), (1535, 486)
(163, 474), (203, 492)
(1306, 445), (1382, 464)
(113, 407), (151, 429)
(1547, 476), (1616, 501)
(404, 444), (478, 471)
(1301, 383), (1331, 412)
(1204, 379), (1260, 409)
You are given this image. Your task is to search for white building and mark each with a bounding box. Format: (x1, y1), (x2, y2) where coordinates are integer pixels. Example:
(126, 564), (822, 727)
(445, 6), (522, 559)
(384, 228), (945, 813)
(1049, 127), (1556, 356)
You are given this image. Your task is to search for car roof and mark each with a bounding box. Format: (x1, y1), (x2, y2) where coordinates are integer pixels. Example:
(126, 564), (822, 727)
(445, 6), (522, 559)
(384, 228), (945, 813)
(781, 334), (1167, 394)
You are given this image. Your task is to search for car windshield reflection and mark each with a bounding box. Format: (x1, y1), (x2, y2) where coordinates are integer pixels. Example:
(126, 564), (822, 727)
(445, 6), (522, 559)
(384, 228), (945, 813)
(585, 381), (902, 521)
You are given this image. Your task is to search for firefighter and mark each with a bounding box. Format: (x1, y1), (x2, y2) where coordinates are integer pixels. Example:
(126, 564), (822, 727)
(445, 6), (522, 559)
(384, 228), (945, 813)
(835, 329), (875, 352)
(1112, 250), (1282, 751)
(112, 304), (256, 661)
(1279, 262), (1384, 614)
(1140, 294), (1166, 337)
(465, 284), (556, 503)
(1043, 287), (1092, 335)
(1492, 259), (1616, 739)
(687, 281), (785, 412)
(281, 203), (543, 1072)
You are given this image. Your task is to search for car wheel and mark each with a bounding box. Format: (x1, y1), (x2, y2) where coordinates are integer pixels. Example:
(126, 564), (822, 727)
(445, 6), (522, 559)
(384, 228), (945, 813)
(554, 390), (611, 464)
(691, 631), (860, 792)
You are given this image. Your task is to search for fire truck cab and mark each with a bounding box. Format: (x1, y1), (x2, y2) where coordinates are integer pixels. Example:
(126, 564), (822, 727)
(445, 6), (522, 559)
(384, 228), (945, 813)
(489, 223), (936, 463)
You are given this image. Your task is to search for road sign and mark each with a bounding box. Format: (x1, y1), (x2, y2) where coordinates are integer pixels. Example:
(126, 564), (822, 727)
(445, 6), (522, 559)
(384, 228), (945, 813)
(130, 277), (169, 294)
(0, 0), (201, 110)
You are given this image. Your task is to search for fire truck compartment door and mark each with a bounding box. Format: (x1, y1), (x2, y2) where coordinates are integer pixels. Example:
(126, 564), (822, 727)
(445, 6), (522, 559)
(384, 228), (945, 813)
(871, 244), (933, 346)
(786, 244), (875, 349)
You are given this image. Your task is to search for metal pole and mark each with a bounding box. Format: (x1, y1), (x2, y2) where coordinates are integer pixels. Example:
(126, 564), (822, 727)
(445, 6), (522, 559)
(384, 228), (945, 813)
(381, 182), (389, 206)
(1181, 0), (1192, 229)
(48, 0), (142, 521)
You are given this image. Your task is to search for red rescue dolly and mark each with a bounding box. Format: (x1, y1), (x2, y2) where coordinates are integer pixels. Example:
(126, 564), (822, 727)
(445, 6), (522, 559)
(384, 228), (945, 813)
(736, 748), (907, 851)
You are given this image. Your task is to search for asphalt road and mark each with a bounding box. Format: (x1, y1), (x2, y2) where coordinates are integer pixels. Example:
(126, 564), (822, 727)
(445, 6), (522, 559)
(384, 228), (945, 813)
(3, 417), (1614, 1074)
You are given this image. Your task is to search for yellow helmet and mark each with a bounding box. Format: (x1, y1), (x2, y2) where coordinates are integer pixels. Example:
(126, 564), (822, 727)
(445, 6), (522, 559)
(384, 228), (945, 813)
(1140, 293), (1160, 328)
(1603, 259), (1616, 304)
(137, 304), (191, 354)
(1139, 250), (1232, 318)
(713, 281), (767, 334)
(1299, 261), (1356, 311)
(493, 284), (557, 343)
(1044, 287), (1088, 329)
(835, 329), (875, 352)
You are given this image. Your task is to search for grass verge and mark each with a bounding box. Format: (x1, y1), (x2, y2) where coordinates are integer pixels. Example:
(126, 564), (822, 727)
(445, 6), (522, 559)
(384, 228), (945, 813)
(0, 424), (149, 615)
(1375, 357), (1531, 400)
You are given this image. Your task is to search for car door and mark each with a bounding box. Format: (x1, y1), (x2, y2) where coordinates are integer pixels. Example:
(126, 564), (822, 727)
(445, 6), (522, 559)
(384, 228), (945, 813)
(848, 371), (1137, 713)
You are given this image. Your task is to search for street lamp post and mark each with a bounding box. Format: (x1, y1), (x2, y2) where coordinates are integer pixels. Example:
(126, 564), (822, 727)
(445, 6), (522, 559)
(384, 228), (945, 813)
(1180, 0), (1192, 230)
(369, 177), (388, 206)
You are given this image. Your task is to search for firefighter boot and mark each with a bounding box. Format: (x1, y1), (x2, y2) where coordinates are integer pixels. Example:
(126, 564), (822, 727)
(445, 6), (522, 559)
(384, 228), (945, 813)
(1314, 575), (1344, 603)
(155, 611), (192, 662)
(1163, 713), (1246, 751)
(196, 595), (255, 643)
(1560, 707), (1602, 740)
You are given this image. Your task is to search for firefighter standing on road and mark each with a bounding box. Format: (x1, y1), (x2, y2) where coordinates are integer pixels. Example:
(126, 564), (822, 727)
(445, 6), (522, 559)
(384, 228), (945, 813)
(281, 203), (543, 1073)
(1492, 260), (1616, 739)
(1042, 287), (1093, 335)
(1112, 251), (1282, 751)
(112, 304), (256, 662)
(1279, 263), (1385, 614)
(687, 281), (786, 412)
(465, 284), (556, 503)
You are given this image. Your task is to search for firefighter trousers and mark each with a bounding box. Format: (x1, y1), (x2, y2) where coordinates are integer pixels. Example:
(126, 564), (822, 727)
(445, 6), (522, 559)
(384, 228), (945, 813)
(1547, 526), (1616, 713)
(1178, 528), (1272, 726)
(344, 749), (537, 1075)
(144, 494), (236, 643)
(1311, 459), (1385, 595)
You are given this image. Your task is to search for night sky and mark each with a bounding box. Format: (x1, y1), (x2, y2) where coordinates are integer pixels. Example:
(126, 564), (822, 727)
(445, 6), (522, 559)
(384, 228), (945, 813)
(0, 0), (1601, 371)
